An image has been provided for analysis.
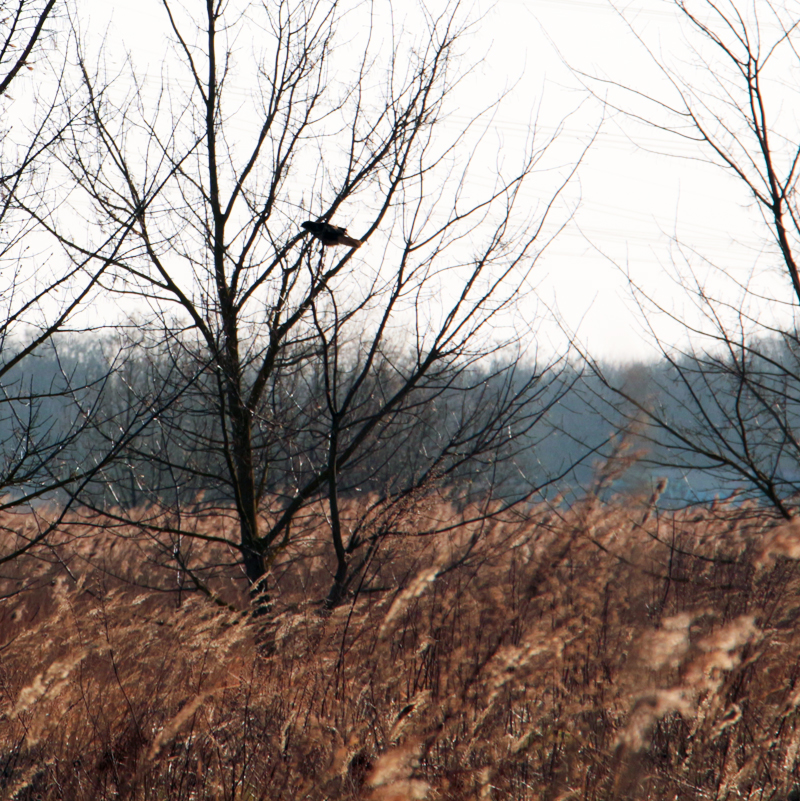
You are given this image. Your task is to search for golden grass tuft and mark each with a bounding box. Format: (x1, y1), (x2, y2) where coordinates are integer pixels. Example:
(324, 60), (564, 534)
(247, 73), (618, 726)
(0, 496), (799, 799)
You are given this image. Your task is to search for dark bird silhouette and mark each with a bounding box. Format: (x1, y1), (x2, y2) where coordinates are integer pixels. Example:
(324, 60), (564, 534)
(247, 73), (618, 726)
(301, 221), (362, 248)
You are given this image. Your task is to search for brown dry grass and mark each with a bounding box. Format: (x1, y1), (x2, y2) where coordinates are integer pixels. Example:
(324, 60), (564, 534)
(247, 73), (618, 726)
(0, 495), (799, 800)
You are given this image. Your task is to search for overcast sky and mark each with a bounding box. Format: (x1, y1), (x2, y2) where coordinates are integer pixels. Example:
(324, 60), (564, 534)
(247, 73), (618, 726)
(71, 0), (788, 362)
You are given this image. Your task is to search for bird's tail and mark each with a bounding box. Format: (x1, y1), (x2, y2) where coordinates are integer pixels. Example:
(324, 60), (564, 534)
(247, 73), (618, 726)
(340, 234), (362, 248)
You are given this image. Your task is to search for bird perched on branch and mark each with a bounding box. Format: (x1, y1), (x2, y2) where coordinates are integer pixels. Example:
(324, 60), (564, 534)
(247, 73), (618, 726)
(301, 221), (362, 248)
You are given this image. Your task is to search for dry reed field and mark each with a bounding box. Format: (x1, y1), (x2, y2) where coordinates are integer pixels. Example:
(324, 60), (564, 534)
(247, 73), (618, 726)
(1, 494), (800, 800)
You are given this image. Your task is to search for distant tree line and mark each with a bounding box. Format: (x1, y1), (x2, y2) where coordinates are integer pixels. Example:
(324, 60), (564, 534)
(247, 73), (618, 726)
(11, 327), (800, 514)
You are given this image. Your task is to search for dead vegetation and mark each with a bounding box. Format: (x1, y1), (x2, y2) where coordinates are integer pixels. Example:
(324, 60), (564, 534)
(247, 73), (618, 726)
(1, 495), (800, 799)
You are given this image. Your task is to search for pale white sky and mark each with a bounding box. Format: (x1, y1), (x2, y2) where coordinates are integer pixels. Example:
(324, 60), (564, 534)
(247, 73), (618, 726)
(477, 0), (791, 361)
(26, 0), (793, 361)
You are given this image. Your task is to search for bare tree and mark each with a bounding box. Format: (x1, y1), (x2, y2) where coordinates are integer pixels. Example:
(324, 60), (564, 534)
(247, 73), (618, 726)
(41, 0), (588, 606)
(1, 0), (62, 347)
(0, 2), (187, 577)
(0, 0), (90, 555)
(574, 0), (800, 516)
